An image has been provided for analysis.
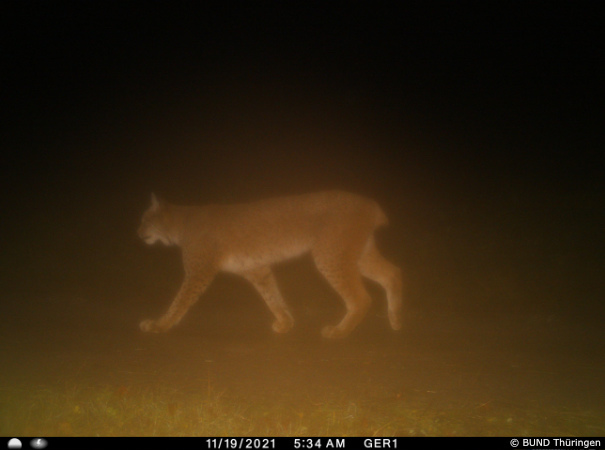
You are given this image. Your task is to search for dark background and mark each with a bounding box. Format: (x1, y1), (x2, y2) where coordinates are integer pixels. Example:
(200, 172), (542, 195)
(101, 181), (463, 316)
(2, 3), (604, 325)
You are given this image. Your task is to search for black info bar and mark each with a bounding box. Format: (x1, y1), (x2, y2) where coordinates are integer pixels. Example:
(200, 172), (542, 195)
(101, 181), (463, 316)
(4, 437), (604, 450)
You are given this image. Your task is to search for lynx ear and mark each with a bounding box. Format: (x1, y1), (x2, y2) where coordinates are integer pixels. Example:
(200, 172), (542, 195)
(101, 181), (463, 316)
(150, 193), (162, 210)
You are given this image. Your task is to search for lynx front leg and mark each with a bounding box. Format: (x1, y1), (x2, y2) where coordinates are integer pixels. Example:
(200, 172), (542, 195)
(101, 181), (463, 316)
(242, 266), (294, 333)
(140, 268), (216, 333)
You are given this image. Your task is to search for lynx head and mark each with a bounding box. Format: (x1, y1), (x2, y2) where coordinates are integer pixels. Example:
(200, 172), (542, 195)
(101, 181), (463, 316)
(138, 193), (173, 246)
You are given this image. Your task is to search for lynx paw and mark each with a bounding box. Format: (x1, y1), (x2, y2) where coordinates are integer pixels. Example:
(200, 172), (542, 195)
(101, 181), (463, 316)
(321, 325), (349, 339)
(272, 317), (294, 334)
(389, 311), (402, 331)
(140, 319), (164, 333)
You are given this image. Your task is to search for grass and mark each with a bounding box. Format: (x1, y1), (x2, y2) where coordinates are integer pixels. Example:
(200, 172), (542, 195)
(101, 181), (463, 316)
(1, 381), (603, 436)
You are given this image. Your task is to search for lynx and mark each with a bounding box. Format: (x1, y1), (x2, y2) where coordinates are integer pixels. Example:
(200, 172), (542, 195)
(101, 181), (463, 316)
(138, 191), (403, 338)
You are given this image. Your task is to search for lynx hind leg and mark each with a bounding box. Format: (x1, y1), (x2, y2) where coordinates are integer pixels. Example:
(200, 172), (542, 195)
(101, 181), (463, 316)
(242, 267), (294, 333)
(359, 236), (404, 330)
(313, 248), (373, 338)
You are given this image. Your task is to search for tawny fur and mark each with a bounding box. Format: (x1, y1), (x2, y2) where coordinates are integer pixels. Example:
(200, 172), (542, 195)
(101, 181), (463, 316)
(138, 190), (403, 338)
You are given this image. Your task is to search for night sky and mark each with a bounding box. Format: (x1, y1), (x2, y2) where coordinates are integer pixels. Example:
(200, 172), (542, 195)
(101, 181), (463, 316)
(2, 3), (604, 320)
